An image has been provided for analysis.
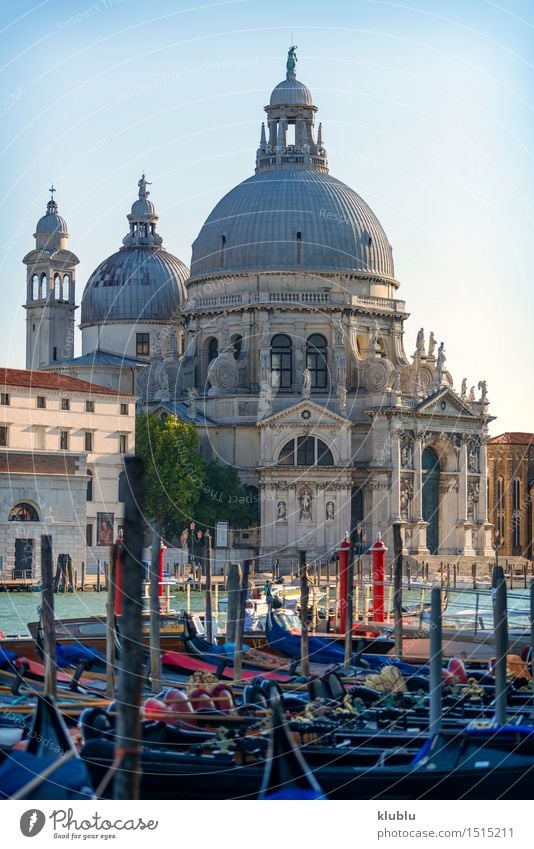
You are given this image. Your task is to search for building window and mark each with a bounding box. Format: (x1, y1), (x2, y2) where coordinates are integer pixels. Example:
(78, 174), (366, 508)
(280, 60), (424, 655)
(0, 426), (7, 447)
(61, 398), (70, 411)
(9, 502), (39, 522)
(306, 334), (328, 389)
(53, 347), (58, 362)
(512, 477), (521, 549)
(87, 470), (93, 501)
(271, 334), (292, 389)
(232, 335), (242, 359)
(36, 396), (46, 409)
(495, 476), (505, 542)
(118, 470), (128, 502)
(85, 400), (94, 413)
(120, 403), (128, 416)
(60, 430), (69, 450)
(119, 434), (127, 454)
(136, 332), (150, 356)
(208, 337), (218, 363)
(278, 437), (334, 467)
(0, 393), (9, 406)
(85, 432), (93, 452)
(86, 523), (93, 547)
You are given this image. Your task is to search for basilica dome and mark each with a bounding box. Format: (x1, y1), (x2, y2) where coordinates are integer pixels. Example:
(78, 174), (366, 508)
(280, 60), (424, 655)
(190, 168), (394, 280)
(190, 57), (394, 283)
(81, 176), (188, 326)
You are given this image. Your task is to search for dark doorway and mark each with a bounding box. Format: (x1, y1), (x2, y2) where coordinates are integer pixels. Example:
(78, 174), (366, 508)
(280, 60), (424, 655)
(14, 538), (34, 579)
(422, 447), (440, 554)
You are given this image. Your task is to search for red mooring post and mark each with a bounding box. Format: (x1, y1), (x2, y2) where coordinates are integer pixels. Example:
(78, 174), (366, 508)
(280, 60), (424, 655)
(159, 540), (166, 598)
(370, 534), (387, 622)
(338, 533), (351, 634)
(114, 537), (123, 616)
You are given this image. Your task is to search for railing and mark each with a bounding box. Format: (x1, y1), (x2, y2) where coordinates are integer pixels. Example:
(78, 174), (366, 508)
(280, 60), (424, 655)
(186, 291), (405, 311)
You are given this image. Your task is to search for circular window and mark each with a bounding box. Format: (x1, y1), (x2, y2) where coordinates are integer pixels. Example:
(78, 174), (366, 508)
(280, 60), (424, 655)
(301, 409), (311, 420)
(440, 400), (447, 410)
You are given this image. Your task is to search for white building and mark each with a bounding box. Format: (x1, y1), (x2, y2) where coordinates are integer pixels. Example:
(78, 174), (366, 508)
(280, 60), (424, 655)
(0, 367), (135, 579)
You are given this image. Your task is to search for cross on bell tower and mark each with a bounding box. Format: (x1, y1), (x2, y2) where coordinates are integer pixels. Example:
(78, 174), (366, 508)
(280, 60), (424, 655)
(23, 189), (79, 369)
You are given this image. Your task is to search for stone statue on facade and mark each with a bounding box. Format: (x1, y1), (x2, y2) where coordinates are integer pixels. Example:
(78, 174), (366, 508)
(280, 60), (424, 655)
(415, 328), (425, 356)
(436, 342), (446, 370)
(277, 500), (287, 521)
(302, 368), (312, 398)
(299, 488), (312, 520)
(478, 380), (488, 403)
(400, 479), (413, 521)
(286, 45), (298, 75)
(259, 351), (270, 384)
(400, 434), (414, 467)
(187, 387), (198, 417)
(461, 378), (467, 399)
(326, 501), (335, 520)
(428, 331), (437, 358)
(391, 368), (401, 393)
(469, 385), (475, 402)
(339, 386), (347, 412)
(333, 317), (344, 346)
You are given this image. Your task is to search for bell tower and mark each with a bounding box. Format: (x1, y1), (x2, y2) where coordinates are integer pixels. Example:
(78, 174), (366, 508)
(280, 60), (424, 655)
(23, 187), (79, 369)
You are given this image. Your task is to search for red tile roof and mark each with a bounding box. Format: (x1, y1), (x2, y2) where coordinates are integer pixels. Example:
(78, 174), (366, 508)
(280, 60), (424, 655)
(489, 432), (534, 445)
(0, 367), (130, 397)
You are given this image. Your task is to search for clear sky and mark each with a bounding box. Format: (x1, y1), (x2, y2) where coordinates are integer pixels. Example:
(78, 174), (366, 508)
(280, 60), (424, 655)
(0, 0), (532, 435)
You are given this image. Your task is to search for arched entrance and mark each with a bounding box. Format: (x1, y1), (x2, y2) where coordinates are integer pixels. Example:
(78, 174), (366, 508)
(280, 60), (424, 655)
(9, 502), (39, 579)
(422, 448), (440, 554)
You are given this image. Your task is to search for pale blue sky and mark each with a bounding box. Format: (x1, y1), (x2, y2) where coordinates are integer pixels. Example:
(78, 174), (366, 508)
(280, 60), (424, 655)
(0, 0), (532, 434)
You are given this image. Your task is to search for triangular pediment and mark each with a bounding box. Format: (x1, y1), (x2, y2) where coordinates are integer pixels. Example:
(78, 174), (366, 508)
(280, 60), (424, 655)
(258, 399), (348, 427)
(414, 388), (476, 418)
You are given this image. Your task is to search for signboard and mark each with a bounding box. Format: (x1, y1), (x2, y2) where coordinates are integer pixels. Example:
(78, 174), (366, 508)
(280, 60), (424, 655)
(215, 521), (229, 548)
(97, 512), (114, 546)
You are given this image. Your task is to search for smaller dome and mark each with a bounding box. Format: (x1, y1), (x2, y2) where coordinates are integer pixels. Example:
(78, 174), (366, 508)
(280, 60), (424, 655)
(130, 197), (156, 217)
(35, 198), (67, 235)
(270, 77), (313, 107)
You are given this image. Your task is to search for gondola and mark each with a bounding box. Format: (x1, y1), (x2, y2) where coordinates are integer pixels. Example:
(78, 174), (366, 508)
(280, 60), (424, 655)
(0, 696), (94, 799)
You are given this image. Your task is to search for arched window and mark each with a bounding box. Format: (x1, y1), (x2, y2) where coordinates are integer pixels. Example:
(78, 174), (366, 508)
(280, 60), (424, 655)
(306, 334), (328, 389)
(86, 469), (93, 502)
(9, 502), (39, 522)
(62, 274), (70, 301)
(54, 274), (61, 300)
(271, 334), (292, 389)
(32, 274), (39, 300)
(40, 273), (47, 299)
(118, 470), (128, 503)
(296, 230), (302, 264)
(278, 437), (334, 467)
(512, 478), (521, 549)
(232, 334), (242, 359)
(220, 234), (226, 268)
(207, 337), (218, 363)
(495, 476), (505, 541)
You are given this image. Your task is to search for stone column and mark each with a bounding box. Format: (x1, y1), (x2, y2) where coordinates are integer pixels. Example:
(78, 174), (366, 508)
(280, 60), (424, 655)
(288, 484), (297, 551)
(458, 440), (468, 523)
(316, 485), (326, 550)
(413, 434), (423, 521)
(390, 431), (401, 521)
(478, 440), (488, 523)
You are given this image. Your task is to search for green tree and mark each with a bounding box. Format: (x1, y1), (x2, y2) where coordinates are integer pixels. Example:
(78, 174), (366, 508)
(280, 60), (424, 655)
(136, 412), (205, 538)
(196, 461), (259, 532)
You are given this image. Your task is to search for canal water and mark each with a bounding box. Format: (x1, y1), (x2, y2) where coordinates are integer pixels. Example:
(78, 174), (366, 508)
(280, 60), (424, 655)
(0, 585), (530, 637)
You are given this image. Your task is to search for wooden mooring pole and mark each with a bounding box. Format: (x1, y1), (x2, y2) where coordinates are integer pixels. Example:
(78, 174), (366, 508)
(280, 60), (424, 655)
(41, 535), (56, 699)
(114, 457), (145, 801)
(393, 523), (403, 658)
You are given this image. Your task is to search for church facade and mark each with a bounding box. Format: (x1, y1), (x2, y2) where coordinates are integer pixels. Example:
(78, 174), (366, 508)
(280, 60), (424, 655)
(25, 51), (495, 563)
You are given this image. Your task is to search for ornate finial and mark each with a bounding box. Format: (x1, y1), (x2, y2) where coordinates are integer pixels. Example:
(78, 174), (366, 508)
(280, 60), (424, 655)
(286, 45), (298, 77)
(49, 184), (56, 199)
(138, 173), (151, 199)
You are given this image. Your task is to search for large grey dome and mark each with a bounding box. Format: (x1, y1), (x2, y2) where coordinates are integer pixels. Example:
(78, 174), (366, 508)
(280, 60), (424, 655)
(190, 169), (394, 280)
(35, 198), (67, 235)
(81, 247), (188, 325)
